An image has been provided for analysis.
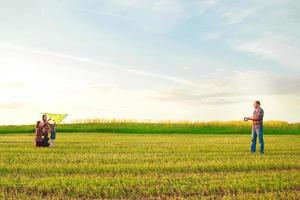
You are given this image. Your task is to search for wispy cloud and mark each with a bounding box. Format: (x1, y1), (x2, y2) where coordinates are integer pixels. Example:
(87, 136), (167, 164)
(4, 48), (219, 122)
(0, 43), (110, 67)
(123, 68), (202, 87)
(95, 0), (189, 34)
(233, 36), (300, 70)
(124, 68), (300, 104)
(197, 0), (218, 15)
(196, 0), (288, 35)
(153, 88), (246, 105)
(201, 31), (221, 40)
(1, 43), (209, 89)
(221, 7), (258, 25)
(0, 82), (25, 88)
(151, 71), (300, 105)
(197, 1), (259, 26)
(0, 102), (24, 110)
(78, 8), (139, 22)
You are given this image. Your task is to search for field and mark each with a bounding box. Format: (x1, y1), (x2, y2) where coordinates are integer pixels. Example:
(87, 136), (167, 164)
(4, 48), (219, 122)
(0, 132), (300, 199)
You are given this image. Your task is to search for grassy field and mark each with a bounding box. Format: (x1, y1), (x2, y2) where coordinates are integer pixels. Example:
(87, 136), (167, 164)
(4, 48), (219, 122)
(0, 133), (299, 199)
(0, 120), (300, 134)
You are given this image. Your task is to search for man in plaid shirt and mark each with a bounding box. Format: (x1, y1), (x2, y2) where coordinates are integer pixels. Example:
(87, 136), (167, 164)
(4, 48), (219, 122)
(245, 101), (264, 154)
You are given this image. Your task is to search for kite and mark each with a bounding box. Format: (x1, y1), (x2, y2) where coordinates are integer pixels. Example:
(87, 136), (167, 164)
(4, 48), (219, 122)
(41, 113), (68, 125)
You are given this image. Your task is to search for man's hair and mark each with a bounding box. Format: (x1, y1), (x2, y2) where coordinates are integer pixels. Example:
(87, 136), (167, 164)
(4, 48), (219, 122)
(255, 100), (261, 105)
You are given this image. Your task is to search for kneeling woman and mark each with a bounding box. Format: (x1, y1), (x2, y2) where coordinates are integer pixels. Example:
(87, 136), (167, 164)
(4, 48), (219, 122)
(34, 121), (43, 147)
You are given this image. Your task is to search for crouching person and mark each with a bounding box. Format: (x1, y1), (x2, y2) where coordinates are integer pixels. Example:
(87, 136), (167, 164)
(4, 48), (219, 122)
(42, 135), (50, 147)
(42, 124), (50, 147)
(41, 115), (50, 147)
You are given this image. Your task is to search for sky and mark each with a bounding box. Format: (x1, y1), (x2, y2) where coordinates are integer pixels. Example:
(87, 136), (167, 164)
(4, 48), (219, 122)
(0, 0), (300, 125)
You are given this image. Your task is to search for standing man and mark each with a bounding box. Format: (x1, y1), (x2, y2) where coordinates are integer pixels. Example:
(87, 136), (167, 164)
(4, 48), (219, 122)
(41, 114), (50, 147)
(245, 101), (264, 154)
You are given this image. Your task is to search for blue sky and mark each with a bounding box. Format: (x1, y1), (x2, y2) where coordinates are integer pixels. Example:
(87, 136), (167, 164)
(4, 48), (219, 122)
(0, 0), (300, 124)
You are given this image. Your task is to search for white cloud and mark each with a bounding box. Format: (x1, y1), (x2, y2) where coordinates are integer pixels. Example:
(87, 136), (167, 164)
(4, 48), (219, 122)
(197, 0), (288, 29)
(221, 8), (258, 25)
(78, 9), (139, 22)
(95, 0), (189, 34)
(0, 102), (24, 110)
(123, 68), (200, 87)
(183, 66), (190, 70)
(234, 36), (300, 70)
(197, 1), (259, 26)
(152, 70), (300, 105)
(0, 82), (25, 88)
(201, 31), (221, 40)
(0, 43), (110, 68)
(197, 0), (218, 15)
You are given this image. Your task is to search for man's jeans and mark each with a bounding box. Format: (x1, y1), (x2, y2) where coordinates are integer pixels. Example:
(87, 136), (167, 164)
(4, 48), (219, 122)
(251, 127), (264, 153)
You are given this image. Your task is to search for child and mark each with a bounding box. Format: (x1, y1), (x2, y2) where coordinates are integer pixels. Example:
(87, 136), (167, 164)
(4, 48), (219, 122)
(50, 122), (56, 147)
(34, 121), (43, 147)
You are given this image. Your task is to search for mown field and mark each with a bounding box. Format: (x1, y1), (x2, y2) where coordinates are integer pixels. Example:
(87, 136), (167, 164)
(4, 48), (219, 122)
(0, 133), (299, 199)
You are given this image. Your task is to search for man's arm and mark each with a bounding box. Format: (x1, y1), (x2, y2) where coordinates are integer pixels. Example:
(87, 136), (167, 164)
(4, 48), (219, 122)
(247, 116), (259, 121)
(247, 110), (263, 121)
